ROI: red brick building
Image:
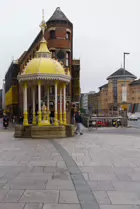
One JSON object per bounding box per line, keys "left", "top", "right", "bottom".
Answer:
{"left": 5, "top": 7, "right": 80, "bottom": 123}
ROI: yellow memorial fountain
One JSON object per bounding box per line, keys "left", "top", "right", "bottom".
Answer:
{"left": 14, "top": 11, "right": 74, "bottom": 139}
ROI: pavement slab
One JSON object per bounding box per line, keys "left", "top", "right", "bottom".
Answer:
{"left": 1, "top": 189, "right": 24, "bottom": 202}
{"left": 24, "top": 203, "right": 44, "bottom": 209}
{"left": 20, "top": 190, "right": 59, "bottom": 203}
{"left": 43, "top": 204, "right": 81, "bottom": 209}
{"left": 1, "top": 128, "right": 140, "bottom": 208}
{"left": 59, "top": 190, "right": 79, "bottom": 203}
{"left": 0, "top": 203, "right": 25, "bottom": 209}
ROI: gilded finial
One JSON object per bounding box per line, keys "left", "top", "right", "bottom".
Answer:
{"left": 40, "top": 9, "right": 46, "bottom": 36}
{"left": 42, "top": 9, "right": 44, "bottom": 21}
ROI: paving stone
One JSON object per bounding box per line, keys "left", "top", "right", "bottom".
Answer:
{"left": 59, "top": 190, "right": 79, "bottom": 203}
{"left": 2, "top": 170, "right": 20, "bottom": 181}
{"left": 100, "top": 205, "right": 139, "bottom": 209}
{"left": 130, "top": 173, "right": 140, "bottom": 181}
{"left": 6, "top": 178, "right": 47, "bottom": 189}
{"left": 0, "top": 189, "right": 8, "bottom": 200}
{"left": 57, "top": 161, "right": 67, "bottom": 169}
{"left": 17, "top": 173, "right": 53, "bottom": 180}
{"left": 71, "top": 174, "right": 85, "bottom": 181}
{"left": 98, "top": 181, "right": 115, "bottom": 191}
{"left": 51, "top": 140, "right": 100, "bottom": 209}
{"left": 77, "top": 191, "right": 95, "bottom": 202}
{"left": 82, "top": 172, "right": 89, "bottom": 180}
{"left": 29, "top": 161, "right": 57, "bottom": 167}
{"left": 87, "top": 180, "right": 115, "bottom": 191}
{"left": 107, "top": 191, "right": 140, "bottom": 204}
{"left": 0, "top": 172, "right": 7, "bottom": 178}
{"left": 24, "top": 203, "right": 44, "bottom": 209}
{"left": 46, "top": 180, "right": 74, "bottom": 190}
{"left": 53, "top": 172, "right": 70, "bottom": 180}
{"left": 93, "top": 191, "right": 111, "bottom": 204}
{"left": 44, "top": 167, "right": 58, "bottom": 173}
{"left": 20, "top": 190, "right": 59, "bottom": 203}
{"left": 89, "top": 173, "right": 118, "bottom": 181}
{"left": 80, "top": 200, "right": 100, "bottom": 209}
{"left": 43, "top": 204, "right": 81, "bottom": 209}
{"left": 75, "top": 184, "right": 91, "bottom": 193}
{"left": 0, "top": 203, "right": 25, "bottom": 209}
{"left": 87, "top": 181, "right": 99, "bottom": 190}
{"left": 113, "top": 181, "right": 140, "bottom": 191}
{"left": 2, "top": 190, "right": 24, "bottom": 202}
{"left": 115, "top": 173, "right": 132, "bottom": 181}
{"left": 67, "top": 166, "right": 81, "bottom": 174}
{"left": 32, "top": 167, "right": 44, "bottom": 172}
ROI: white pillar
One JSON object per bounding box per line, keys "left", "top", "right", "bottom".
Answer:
{"left": 32, "top": 87, "right": 36, "bottom": 125}
{"left": 24, "top": 85, "right": 27, "bottom": 112}
{"left": 63, "top": 83, "right": 67, "bottom": 125}
{"left": 59, "top": 86, "right": 63, "bottom": 124}
{"left": 47, "top": 87, "right": 50, "bottom": 110}
{"left": 47, "top": 87, "right": 50, "bottom": 124}
{"left": 54, "top": 81, "right": 58, "bottom": 125}
{"left": 38, "top": 81, "right": 42, "bottom": 125}
{"left": 23, "top": 82, "right": 28, "bottom": 126}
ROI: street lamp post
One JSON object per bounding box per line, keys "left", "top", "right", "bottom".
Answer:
{"left": 122, "top": 52, "right": 130, "bottom": 127}
{"left": 122, "top": 52, "right": 130, "bottom": 102}
{"left": 123, "top": 52, "right": 130, "bottom": 85}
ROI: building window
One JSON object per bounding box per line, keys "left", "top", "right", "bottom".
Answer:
{"left": 50, "top": 30, "right": 55, "bottom": 39}
{"left": 51, "top": 50, "right": 55, "bottom": 58}
{"left": 66, "top": 32, "right": 70, "bottom": 40}
{"left": 66, "top": 52, "right": 70, "bottom": 67}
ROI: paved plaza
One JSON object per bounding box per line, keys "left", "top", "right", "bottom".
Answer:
{"left": 0, "top": 128, "right": 140, "bottom": 208}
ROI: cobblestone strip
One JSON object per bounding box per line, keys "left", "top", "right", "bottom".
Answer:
{"left": 51, "top": 140, "right": 100, "bottom": 209}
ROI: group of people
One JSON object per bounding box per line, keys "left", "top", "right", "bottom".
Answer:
{"left": 2, "top": 111, "right": 84, "bottom": 134}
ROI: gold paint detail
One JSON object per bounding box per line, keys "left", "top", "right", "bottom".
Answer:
{"left": 38, "top": 111, "right": 42, "bottom": 126}
{"left": 54, "top": 112, "right": 59, "bottom": 126}
{"left": 5, "top": 86, "right": 18, "bottom": 106}
{"left": 59, "top": 113, "right": 63, "bottom": 125}
{"left": 63, "top": 112, "right": 67, "bottom": 125}
{"left": 23, "top": 111, "right": 29, "bottom": 126}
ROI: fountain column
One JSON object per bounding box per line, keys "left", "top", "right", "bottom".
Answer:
{"left": 54, "top": 81, "right": 58, "bottom": 126}
{"left": 32, "top": 86, "right": 36, "bottom": 125}
{"left": 23, "top": 82, "right": 28, "bottom": 126}
{"left": 38, "top": 81, "right": 42, "bottom": 125}
{"left": 63, "top": 83, "right": 67, "bottom": 125}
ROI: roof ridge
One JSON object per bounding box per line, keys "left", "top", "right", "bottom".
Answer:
{"left": 107, "top": 68, "right": 136, "bottom": 80}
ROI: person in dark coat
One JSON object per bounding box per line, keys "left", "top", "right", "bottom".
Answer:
{"left": 75, "top": 111, "right": 83, "bottom": 135}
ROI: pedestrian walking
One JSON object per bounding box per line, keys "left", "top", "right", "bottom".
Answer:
{"left": 75, "top": 111, "right": 83, "bottom": 135}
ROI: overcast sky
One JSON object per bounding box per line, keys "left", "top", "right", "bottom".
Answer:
{"left": 0, "top": 0, "right": 140, "bottom": 92}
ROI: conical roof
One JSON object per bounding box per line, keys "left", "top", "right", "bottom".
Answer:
{"left": 47, "top": 7, "right": 72, "bottom": 24}
{"left": 107, "top": 68, "right": 137, "bottom": 80}
{"left": 36, "top": 37, "right": 51, "bottom": 58}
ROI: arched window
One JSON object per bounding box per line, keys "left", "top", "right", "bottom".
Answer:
{"left": 66, "top": 32, "right": 70, "bottom": 40}
{"left": 66, "top": 52, "right": 70, "bottom": 67}
{"left": 50, "top": 30, "right": 55, "bottom": 39}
